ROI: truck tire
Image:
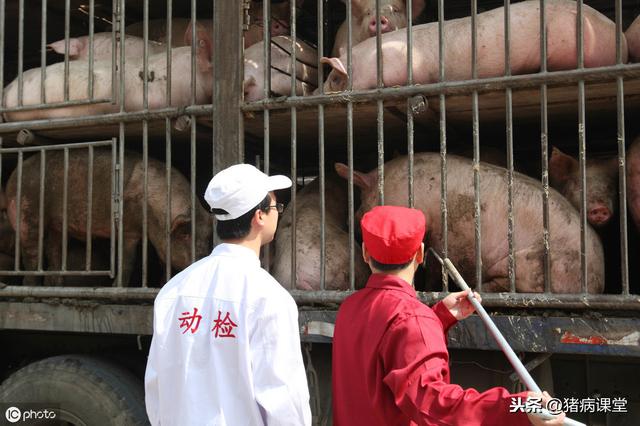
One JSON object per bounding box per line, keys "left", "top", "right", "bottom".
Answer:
{"left": 0, "top": 355, "right": 149, "bottom": 426}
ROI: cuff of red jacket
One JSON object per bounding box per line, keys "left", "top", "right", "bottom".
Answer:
{"left": 432, "top": 301, "right": 457, "bottom": 333}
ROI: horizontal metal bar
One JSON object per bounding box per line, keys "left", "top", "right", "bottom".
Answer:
{"left": 0, "top": 271, "right": 113, "bottom": 276}
{"left": 0, "top": 269, "right": 111, "bottom": 277}
{"left": 0, "top": 286, "right": 157, "bottom": 300}
{"left": 0, "top": 98, "right": 112, "bottom": 114}
{"left": 0, "top": 286, "right": 638, "bottom": 310}
{"left": 290, "top": 291, "right": 640, "bottom": 310}
{"left": 0, "top": 139, "right": 113, "bottom": 153}
{"left": 0, "top": 106, "right": 212, "bottom": 134}
{"left": 243, "top": 64, "right": 640, "bottom": 111}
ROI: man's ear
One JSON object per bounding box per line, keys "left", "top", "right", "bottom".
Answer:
{"left": 253, "top": 208, "right": 266, "bottom": 228}
{"left": 415, "top": 243, "right": 425, "bottom": 266}
{"left": 362, "top": 242, "right": 370, "bottom": 263}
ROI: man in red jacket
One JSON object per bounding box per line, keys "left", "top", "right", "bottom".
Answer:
{"left": 332, "top": 205, "right": 565, "bottom": 426}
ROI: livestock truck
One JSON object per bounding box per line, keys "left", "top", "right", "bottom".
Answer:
{"left": 0, "top": 0, "right": 639, "bottom": 425}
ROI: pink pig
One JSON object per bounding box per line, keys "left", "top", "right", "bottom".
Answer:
{"left": 323, "top": 0, "right": 626, "bottom": 92}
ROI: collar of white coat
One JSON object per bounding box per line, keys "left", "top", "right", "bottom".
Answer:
{"left": 212, "top": 243, "right": 261, "bottom": 267}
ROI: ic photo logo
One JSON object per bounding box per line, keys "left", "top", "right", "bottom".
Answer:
{"left": 4, "top": 407, "right": 20, "bottom": 423}
{"left": 4, "top": 405, "right": 57, "bottom": 424}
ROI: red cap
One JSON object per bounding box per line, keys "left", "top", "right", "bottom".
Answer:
{"left": 361, "top": 205, "right": 426, "bottom": 264}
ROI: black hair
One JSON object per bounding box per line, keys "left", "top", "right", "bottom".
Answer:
{"left": 370, "top": 257, "right": 413, "bottom": 272}
{"left": 213, "top": 194, "right": 272, "bottom": 240}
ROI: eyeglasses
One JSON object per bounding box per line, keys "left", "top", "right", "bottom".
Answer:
{"left": 267, "top": 203, "right": 284, "bottom": 214}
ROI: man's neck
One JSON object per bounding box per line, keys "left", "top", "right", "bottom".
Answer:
{"left": 373, "top": 268, "right": 416, "bottom": 288}
{"left": 222, "top": 237, "right": 262, "bottom": 258}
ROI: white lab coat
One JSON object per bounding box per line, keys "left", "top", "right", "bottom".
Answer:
{"left": 145, "top": 243, "right": 312, "bottom": 426}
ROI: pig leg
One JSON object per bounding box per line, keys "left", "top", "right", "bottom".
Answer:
{"left": 119, "top": 237, "right": 140, "bottom": 286}
{"left": 43, "top": 230, "right": 65, "bottom": 287}
{"left": 8, "top": 198, "right": 42, "bottom": 286}
{"left": 483, "top": 247, "right": 545, "bottom": 293}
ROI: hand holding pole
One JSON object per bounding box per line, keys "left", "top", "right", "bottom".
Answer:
{"left": 429, "top": 248, "right": 585, "bottom": 426}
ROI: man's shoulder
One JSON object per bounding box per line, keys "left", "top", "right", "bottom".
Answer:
{"left": 252, "top": 268, "right": 296, "bottom": 303}
{"left": 338, "top": 287, "right": 437, "bottom": 323}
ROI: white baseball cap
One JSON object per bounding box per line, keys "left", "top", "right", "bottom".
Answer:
{"left": 204, "top": 164, "right": 292, "bottom": 221}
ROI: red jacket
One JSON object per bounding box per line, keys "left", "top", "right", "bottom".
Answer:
{"left": 332, "top": 273, "right": 530, "bottom": 426}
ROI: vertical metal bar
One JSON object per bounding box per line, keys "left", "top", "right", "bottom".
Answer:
{"left": 63, "top": 0, "right": 70, "bottom": 101}
{"left": 17, "top": 0, "right": 24, "bottom": 105}
{"left": 88, "top": 0, "right": 95, "bottom": 98}
{"left": 317, "top": 0, "right": 326, "bottom": 290}
{"left": 190, "top": 0, "right": 196, "bottom": 106}
{"left": 377, "top": 116, "right": 384, "bottom": 204}
{"left": 141, "top": 0, "right": 150, "bottom": 287}
{"left": 346, "top": 0, "right": 352, "bottom": 89}
{"left": 213, "top": 0, "right": 243, "bottom": 170}
{"left": 165, "top": 119, "right": 172, "bottom": 282}
{"left": 263, "top": 0, "right": 272, "bottom": 99}
{"left": 0, "top": 0, "right": 4, "bottom": 108}
{"left": 576, "top": 0, "right": 587, "bottom": 293}
{"left": 143, "top": 0, "right": 149, "bottom": 109}
{"left": 163, "top": 0, "right": 173, "bottom": 282}
{"left": 86, "top": 146, "right": 94, "bottom": 270}
{"left": 262, "top": 0, "right": 272, "bottom": 271}
{"left": 62, "top": 148, "right": 69, "bottom": 271}
{"left": 540, "top": 0, "right": 551, "bottom": 293}
{"left": 615, "top": 0, "right": 629, "bottom": 294}
{"left": 111, "top": 0, "right": 117, "bottom": 103}
{"left": 116, "top": 0, "right": 126, "bottom": 287}
{"left": 346, "top": 0, "right": 355, "bottom": 289}
{"left": 290, "top": 110, "right": 297, "bottom": 289}
{"left": 40, "top": 0, "right": 47, "bottom": 104}
{"left": 375, "top": 0, "right": 382, "bottom": 88}
{"left": 142, "top": 122, "right": 149, "bottom": 287}
{"left": 504, "top": 0, "right": 516, "bottom": 292}
{"left": 438, "top": 0, "right": 448, "bottom": 292}
{"left": 14, "top": 153, "right": 23, "bottom": 270}
{"left": 471, "top": 0, "right": 482, "bottom": 291}
{"left": 110, "top": 138, "right": 116, "bottom": 279}
{"left": 165, "top": 0, "right": 172, "bottom": 106}
{"left": 290, "top": 0, "right": 298, "bottom": 290}
{"left": 376, "top": 0, "right": 385, "bottom": 205}
{"left": 406, "top": 0, "right": 414, "bottom": 208}
{"left": 37, "top": 151, "right": 46, "bottom": 271}
{"left": 348, "top": 102, "right": 355, "bottom": 291}
{"left": 190, "top": 115, "right": 197, "bottom": 263}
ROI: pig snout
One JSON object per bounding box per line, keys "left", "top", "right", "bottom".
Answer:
{"left": 588, "top": 204, "right": 612, "bottom": 227}
{"left": 368, "top": 15, "right": 391, "bottom": 36}
{"left": 271, "top": 17, "right": 289, "bottom": 36}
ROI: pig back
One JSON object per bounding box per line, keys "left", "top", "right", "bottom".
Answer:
{"left": 373, "top": 153, "right": 604, "bottom": 293}
{"left": 5, "top": 149, "right": 133, "bottom": 241}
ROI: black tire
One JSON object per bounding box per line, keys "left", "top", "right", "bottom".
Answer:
{"left": 0, "top": 355, "right": 149, "bottom": 426}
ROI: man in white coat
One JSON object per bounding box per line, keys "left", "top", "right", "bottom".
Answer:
{"left": 145, "top": 164, "right": 312, "bottom": 426}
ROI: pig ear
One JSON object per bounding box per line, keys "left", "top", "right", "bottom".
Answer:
{"left": 334, "top": 163, "right": 375, "bottom": 191}
{"left": 549, "top": 146, "right": 577, "bottom": 184}
{"left": 339, "top": 0, "right": 363, "bottom": 13}
{"left": 186, "top": 21, "right": 214, "bottom": 71}
{"left": 170, "top": 214, "right": 192, "bottom": 236}
{"left": 338, "top": 47, "right": 346, "bottom": 59}
{"left": 48, "top": 38, "right": 84, "bottom": 58}
{"left": 320, "top": 57, "right": 347, "bottom": 77}
{"left": 411, "top": 0, "right": 427, "bottom": 20}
